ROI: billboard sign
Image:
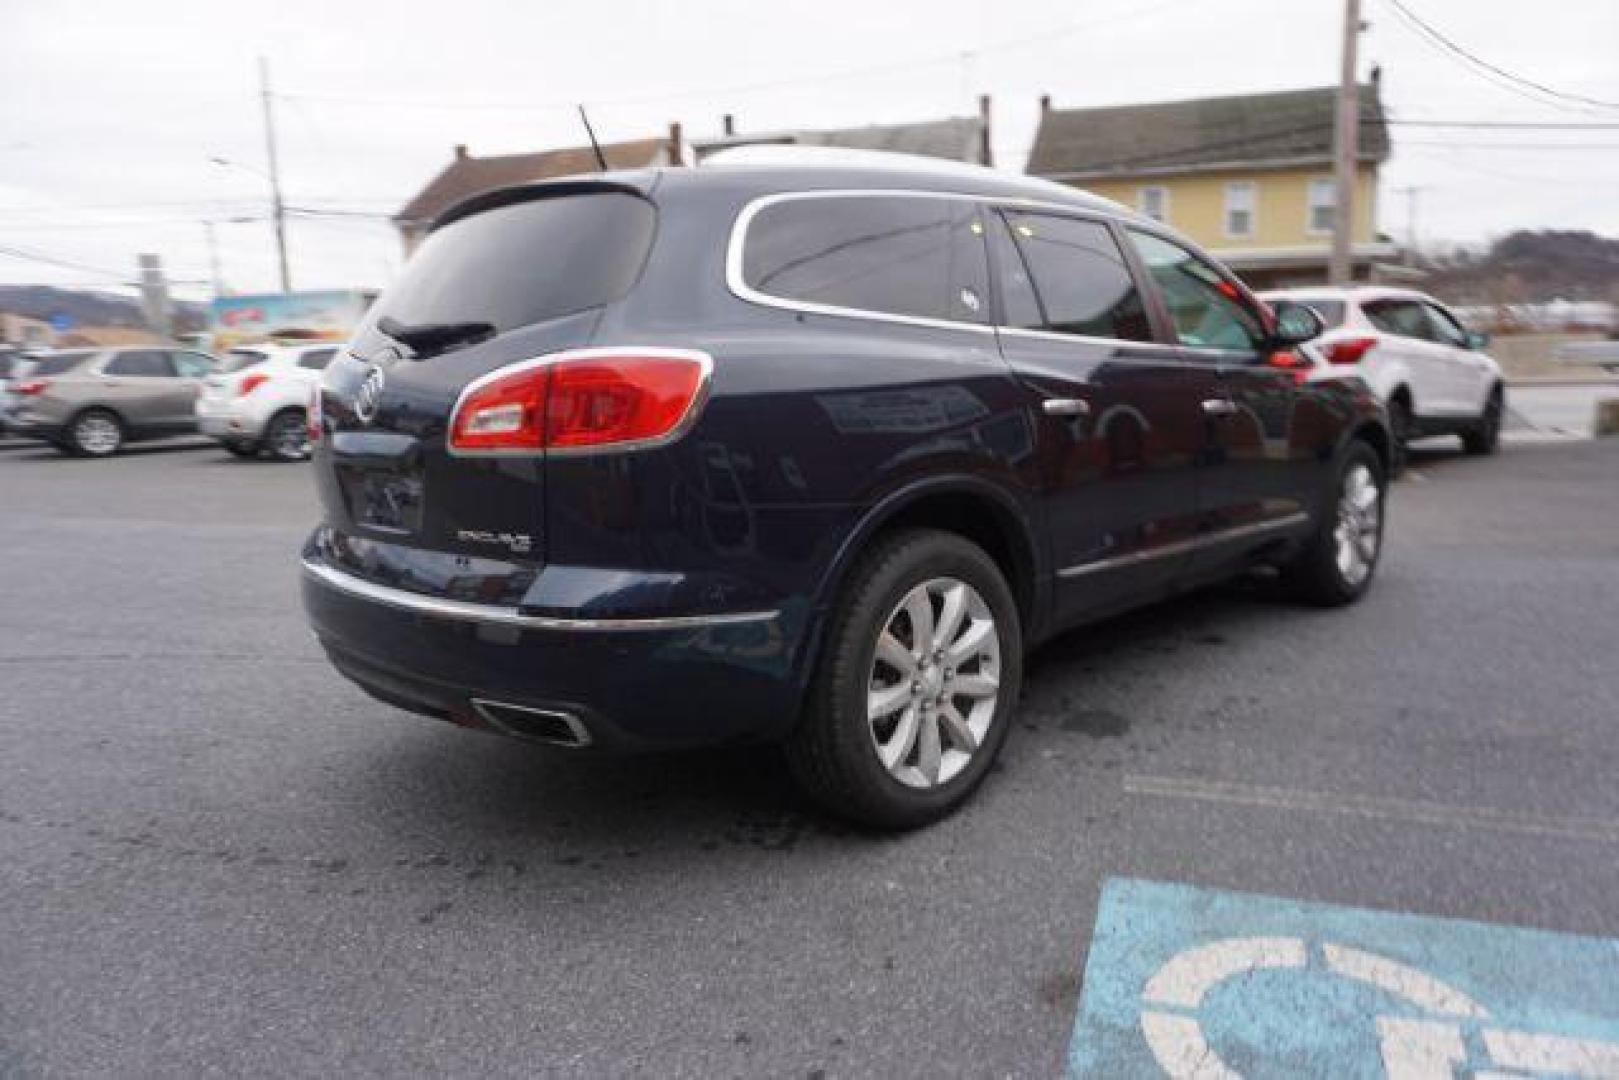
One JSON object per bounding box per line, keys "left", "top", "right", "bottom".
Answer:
{"left": 209, "top": 290, "right": 376, "bottom": 349}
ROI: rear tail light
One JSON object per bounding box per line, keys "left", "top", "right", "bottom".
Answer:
{"left": 238, "top": 372, "right": 270, "bottom": 396}
{"left": 448, "top": 348, "right": 712, "bottom": 456}
{"left": 12, "top": 379, "right": 49, "bottom": 395}
{"left": 1323, "top": 337, "right": 1378, "bottom": 365}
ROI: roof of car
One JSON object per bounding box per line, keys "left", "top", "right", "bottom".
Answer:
{"left": 433, "top": 157, "right": 1138, "bottom": 233}
{"left": 1261, "top": 285, "right": 1436, "bottom": 305}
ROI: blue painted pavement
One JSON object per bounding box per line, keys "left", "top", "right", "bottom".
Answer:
{"left": 1068, "top": 878, "right": 1619, "bottom": 1078}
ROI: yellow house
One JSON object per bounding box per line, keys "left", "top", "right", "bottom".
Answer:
{"left": 1027, "top": 83, "right": 1398, "bottom": 290}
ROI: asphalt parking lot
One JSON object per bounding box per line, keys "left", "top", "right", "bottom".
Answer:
{"left": 2, "top": 434, "right": 1617, "bottom": 1076}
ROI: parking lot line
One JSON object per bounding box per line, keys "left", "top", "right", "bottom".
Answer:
{"left": 1123, "top": 774, "right": 1619, "bottom": 844}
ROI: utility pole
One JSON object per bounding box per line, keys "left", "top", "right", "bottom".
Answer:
{"left": 137, "top": 254, "right": 172, "bottom": 338}
{"left": 1393, "top": 185, "right": 1425, "bottom": 262}
{"left": 203, "top": 221, "right": 225, "bottom": 297}
{"left": 1329, "top": 0, "right": 1363, "bottom": 285}
{"left": 259, "top": 55, "right": 291, "bottom": 292}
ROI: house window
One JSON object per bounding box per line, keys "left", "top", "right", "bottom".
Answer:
{"left": 1308, "top": 178, "right": 1337, "bottom": 234}
{"left": 1137, "top": 186, "right": 1168, "bottom": 222}
{"left": 1224, "top": 182, "right": 1255, "bottom": 237}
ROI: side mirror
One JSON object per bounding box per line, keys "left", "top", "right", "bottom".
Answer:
{"left": 1465, "top": 330, "right": 1491, "bottom": 350}
{"left": 1269, "top": 300, "right": 1325, "bottom": 347}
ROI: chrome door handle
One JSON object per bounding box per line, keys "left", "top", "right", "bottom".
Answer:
{"left": 1202, "top": 398, "right": 1239, "bottom": 416}
{"left": 1042, "top": 398, "right": 1091, "bottom": 417}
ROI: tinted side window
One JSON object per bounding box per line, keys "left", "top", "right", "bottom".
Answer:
{"left": 986, "top": 214, "right": 1044, "bottom": 330}
{"left": 1127, "top": 231, "right": 1264, "bottom": 352}
{"left": 998, "top": 211, "right": 1150, "bottom": 341}
{"left": 1363, "top": 300, "right": 1434, "bottom": 342}
{"left": 105, "top": 350, "right": 176, "bottom": 377}
{"left": 28, "top": 351, "right": 97, "bottom": 376}
{"left": 742, "top": 195, "right": 989, "bottom": 325}
{"left": 297, "top": 347, "right": 338, "bottom": 370}
{"left": 170, "top": 351, "right": 214, "bottom": 377}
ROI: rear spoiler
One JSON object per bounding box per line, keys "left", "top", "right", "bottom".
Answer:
{"left": 433, "top": 173, "right": 661, "bottom": 234}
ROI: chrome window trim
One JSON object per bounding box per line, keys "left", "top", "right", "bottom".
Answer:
{"left": 1058, "top": 512, "right": 1310, "bottom": 580}
{"left": 302, "top": 558, "right": 779, "bottom": 631}
{"left": 995, "top": 325, "right": 1185, "bottom": 356}
{"left": 445, "top": 346, "right": 714, "bottom": 459}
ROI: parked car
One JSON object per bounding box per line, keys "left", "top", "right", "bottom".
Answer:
{"left": 301, "top": 156, "right": 1390, "bottom": 829}
{"left": 0, "top": 346, "right": 218, "bottom": 456}
{"left": 196, "top": 343, "right": 339, "bottom": 461}
{"left": 0, "top": 348, "right": 34, "bottom": 425}
{"left": 1259, "top": 286, "right": 1504, "bottom": 469}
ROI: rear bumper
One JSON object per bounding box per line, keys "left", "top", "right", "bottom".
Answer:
{"left": 196, "top": 402, "right": 262, "bottom": 442}
{"left": 0, "top": 409, "right": 63, "bottom": 441}
{"left": 301, "top": 550, "right": 811, "bottom": 751}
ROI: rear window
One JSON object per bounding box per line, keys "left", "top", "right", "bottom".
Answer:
{"left": 221, "top": 350, "right": 269, "bottom": 373}
{"left": 740, "top": 195, "right": 990, "bottom": 325}
{"left": 1297, "top": 299, "right": 1346, "bottom": 328}
{"left": 297, "top": 347, "right": 338, "bottom": 371}
{"left": 28, "top": 351, "right": 97, "bottom": 376}
{"left": 358, "top": 191, "right": 655, "bottom": 349}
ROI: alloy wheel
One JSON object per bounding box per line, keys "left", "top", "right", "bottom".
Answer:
{"left": 74, "top": 412, "right": 121, "bottom": 456}
{"left": 268, "top": 411, "right": 310, "bottom": 460}
{"left": 1333, "top": 463, "right": 1382, "bottom": 587}
{"left": 866, "top": 576, "right": 1002, "bottom": 789}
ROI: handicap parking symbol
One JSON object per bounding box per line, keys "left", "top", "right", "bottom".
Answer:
{"left": 1068, "top": 879, "right": 1619, "bottom": 1078}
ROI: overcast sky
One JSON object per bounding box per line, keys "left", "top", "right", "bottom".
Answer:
{"left": 2, "top": 0, "right": 1616, "bottom": 300}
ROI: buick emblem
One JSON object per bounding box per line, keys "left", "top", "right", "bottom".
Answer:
{"left": 354, "top": 366, "right": 385, "bottom": 425}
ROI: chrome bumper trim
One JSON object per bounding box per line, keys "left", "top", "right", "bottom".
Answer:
{"left": 301, "top": 558, "right": 779, "bottom": 631}
{"left": 1059, "top": 512, "right": 1311, "bottom": 579}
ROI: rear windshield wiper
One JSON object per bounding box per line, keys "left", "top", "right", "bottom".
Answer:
{"left": 375, "top": 315, "right": 495, "bottom": 356}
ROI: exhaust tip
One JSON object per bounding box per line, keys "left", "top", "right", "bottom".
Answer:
{"left": 470, "top": 699, "right": 593, "bottom": 748}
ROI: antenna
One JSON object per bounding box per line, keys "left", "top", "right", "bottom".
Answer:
{"left": 577, "top": 105, "right": 608, "bottom": 171}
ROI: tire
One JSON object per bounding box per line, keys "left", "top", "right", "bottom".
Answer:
{"left": 786, "top": 529, "right": 1023, "bottom": 830}
{"left": 263, "top": 408, "right": 310, "bottom": 462}
{"left": 1386, "top": 393, "right": 1412, "bottom": 478}
{"left": 1281, "top": 441, "right": 1386, "bottom": 607}
{"left": 1461, "top": 384, "right": 1503, "bottom": 456}
{"left": 224, "top": 442, "right": 259, "bottom": 459}
{"left": 66, "top": 408, "right": 123, "bottom": 457}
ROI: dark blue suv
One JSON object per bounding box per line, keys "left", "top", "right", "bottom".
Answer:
{"left": 301, "top": 159, "right": 1389, "bottom": 828}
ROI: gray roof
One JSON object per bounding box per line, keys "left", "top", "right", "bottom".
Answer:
{"left": 696, "top": 116, "right": 987, "bottom": 165}
{"left": 1027, "top": 85, "right": 1389, "bottom": 180}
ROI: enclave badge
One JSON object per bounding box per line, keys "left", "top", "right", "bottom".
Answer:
{"left": 354, "top": 366, "right": 385, "bottom": 425}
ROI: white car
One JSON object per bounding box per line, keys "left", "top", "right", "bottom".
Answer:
{"left": 1260, "top": 287, "right": 1505, "bottom": 468}
{"left": 195, "top": 343, "right": 339, "bottom": 461}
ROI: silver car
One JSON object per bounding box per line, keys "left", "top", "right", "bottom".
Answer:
{"left": 0, "top": 346, "right": 218, "bottom": 456}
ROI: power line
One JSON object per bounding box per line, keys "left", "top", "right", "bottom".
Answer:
{"left": 0, "top": 243, "right": 129, "bottom": 279}
{"left": 1395, "top": 140, "right": 1619, "bottom": 150}
{"left": 276, "top": 0, "right": 1192, "bottom": 114}
{"left": 1379, "top": 0, "right": 1619, "bottom": 113}
{"left": 1382, "top": 119, "right": 1619, "bottom": 129}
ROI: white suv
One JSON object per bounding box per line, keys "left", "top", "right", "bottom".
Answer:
{"left": 1260, "top": 287, "right": 1504, "bottom": 469}
{"left": 195, "top": 343, "right": 339, "bottom": 461}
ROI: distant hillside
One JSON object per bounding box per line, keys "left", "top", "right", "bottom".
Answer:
{"left": 1426, "top": 231, "right": 1619, "bottom": 306}
{"left": 0, "top": 285, "right": 207, "bottom": 334}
